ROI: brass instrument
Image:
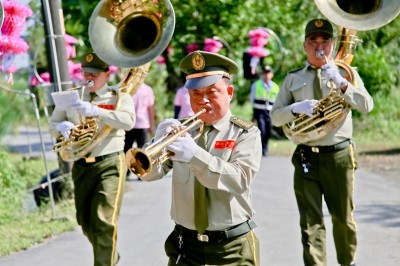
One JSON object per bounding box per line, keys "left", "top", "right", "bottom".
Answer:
{"left": 283, "top": 0, "right": 400, "bottom": 144}
{"left": 126, "top": 109, "right": 207, "bottom": 177}
{"left": 54, "top": 0, "right": 175, "bottom": 161}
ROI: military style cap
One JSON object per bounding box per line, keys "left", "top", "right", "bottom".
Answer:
{"left": 305, "top": 19, "right": 333, "bottom": 38}
{"left": 80, "top": 52, "right": 109, "bottom": 73}
{"left": 262, "top": 65, "right": 273, "bottom": 74}
{"left": 179, "top": 50, "right": 238, "bottom": 90}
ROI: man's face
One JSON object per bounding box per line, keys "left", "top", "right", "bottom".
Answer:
{"left": 83, "top": 71, "right": 109, "bottom": 91}
{"left": 303, "top": 33, "right": 334, "bottom": 67}
{"left": 188, "top": 78, "right": 234, "bottom": 124}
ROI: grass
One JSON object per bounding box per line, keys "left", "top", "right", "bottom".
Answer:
{"left": 0, "top": 200, "right": 77, "bottom": 257}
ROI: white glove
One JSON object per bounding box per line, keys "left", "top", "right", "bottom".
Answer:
{"left": 71, "top": 100, "right": 100, "bottom": 117}
{"left": 292, "top": 99, "right": 319, "bottom": 117}
{"left": 56, "top": 121, "right": 76, "bottom": 139}
{"left": 154, "top": 118, "right": 181, "bottom": 141}
{"left": 321, "top": 64, "right": 348, "bottom": 89}
{"left": 167, "top": 134, "right": 198, "bottom": 162}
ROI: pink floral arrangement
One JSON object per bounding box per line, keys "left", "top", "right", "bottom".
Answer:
{"left": 0, "top": 0, "right": 33, "bottom": 83}
{"left": 246, "top": 28, "right": 270, "bottom": 75}
{"left": 186, "top": 43, "right": 199, "bottom": 54}
{"left": 204, "top": 38, "right": 223, "bottom": 53}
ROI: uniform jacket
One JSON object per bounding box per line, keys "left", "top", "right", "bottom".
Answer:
{"left": 140, "top": 110, "right": 262, "bottom": 231}
{"left": 270, "top": 62, "right": 374, "bottom": 146}
{"left": 49, "top": 84, "right": 136, "bottom": 157}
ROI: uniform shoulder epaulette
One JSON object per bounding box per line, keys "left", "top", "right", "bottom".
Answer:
{"left": 230, "top": 116, "right": 255, "bottom": 131}
{"left": 288, "top": 67, "right": 303, "bottom": 74}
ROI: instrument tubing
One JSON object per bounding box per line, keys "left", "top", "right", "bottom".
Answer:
{"left": 298, "top": 139, "right": 353, "bottom": 153}
{"left": 174, "top": 220, "right": 257, "bottom": 243}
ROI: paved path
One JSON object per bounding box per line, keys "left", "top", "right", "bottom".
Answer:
{"left": 1, "top": 130, "right": 399, "bottom": 265}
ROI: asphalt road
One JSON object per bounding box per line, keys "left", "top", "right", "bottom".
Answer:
{"left": 1, "top": 128, "right": 399, "bottom": 265}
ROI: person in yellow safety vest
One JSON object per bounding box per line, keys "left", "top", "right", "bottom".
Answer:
{"left": 250, "top": 65, "right": 280, "bottom": 156}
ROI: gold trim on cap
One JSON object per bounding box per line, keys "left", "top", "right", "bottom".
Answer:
{"left": 186, "top": 71, "right": 230, "bottom": 80}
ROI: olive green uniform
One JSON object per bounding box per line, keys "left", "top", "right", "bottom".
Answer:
{"left": 50, "top": 85, "right": 135, "bottom": 266}
{"left": 141, "top": 110, "right": 262, "bottom": 265}
{"left": 271, "top": 62, "right": 373, "bottom": 266}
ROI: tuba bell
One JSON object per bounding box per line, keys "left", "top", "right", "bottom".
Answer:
{"left": 53, "top": 0, "right": 175, "bottom": 162}
{"left": 282, "top": 0, "right": 400, "bottom": 144}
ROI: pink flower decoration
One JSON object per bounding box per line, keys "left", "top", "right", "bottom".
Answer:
{"left": 30, "top": 72, "right": 51, "bottom": 86}
{"left": 186, "top": 43, "right": 199, "bottom": 54}
{"left": 108, "top": 65, "right": 118, "bottom": 74}
{"left": 1, "top": 0, "right": 33, "bottom": 36}
{"left": 64, "top": 34, "right": 78, "bottom": 59}
{"left": 248, "top": 28, "right": 270, "bottom": 47}
{"left": 0, "top": 36, "right": 29, "bottom": 54}
{"left": 247, "top": 46, "right": 270, "bottom": 57}
{"left": 157, "top": 55, "right": 166, "bottom": 64}
{"left": 204, "top": 38, "right": 223, "bottom": 53}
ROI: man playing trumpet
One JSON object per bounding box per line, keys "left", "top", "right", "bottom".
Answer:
{"left": 137, "top": 51, "right": 262, "bottom": 265}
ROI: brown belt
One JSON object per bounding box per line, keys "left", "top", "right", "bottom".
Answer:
{"left": 298, "top": 139, "right": 353, "bottom": 153}
{"left": 77, "top": 151, "right": 122, "bottom": 164}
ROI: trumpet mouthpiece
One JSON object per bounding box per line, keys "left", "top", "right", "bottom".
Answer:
{"left": 316, "top": 50, "right": 324, "bottom": 58}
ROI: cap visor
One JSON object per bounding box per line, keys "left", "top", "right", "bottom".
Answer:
{"left": 82, "top": 67, "right": 103, "bottom": 74}
{"left": 185, "top": 75, "right": 223, "bottom": 90}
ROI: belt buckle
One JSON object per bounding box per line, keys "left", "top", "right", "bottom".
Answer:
{"left": 311, "top": 147, "right": 319, "bottom": 153}
{"left": 85, "top": 157, "right": 96, "bottom": 163}
{"left": 197, "top": 234, "right": 209, "bottom": 242}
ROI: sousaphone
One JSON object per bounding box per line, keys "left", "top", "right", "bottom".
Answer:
{"left": 54, "top": 0, "right": 175, "bottom": 161}
{"left": 283, "top": 0, "right": 400, "bottom": 144}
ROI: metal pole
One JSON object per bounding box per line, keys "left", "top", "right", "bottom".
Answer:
{"left": 40, "top": 0, "right": 72, "bottom": 176}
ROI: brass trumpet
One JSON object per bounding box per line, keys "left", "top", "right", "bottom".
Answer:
{"left": 126, "top": 108, "right": 207, "bottom": 177}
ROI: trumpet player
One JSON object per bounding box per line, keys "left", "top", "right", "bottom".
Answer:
{"left": 49, "top": 52, "right": 135, "bottom": 266}
{"left": 138, "top": 51, "right": 262, "bottom": 265}
{"left": 271, "top": 19, "right": 373, "bottom": 266}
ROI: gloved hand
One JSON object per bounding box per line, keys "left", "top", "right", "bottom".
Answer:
{"left": 321, "top": 64, "right": 348, "bottom": 89}
{"left": 154, "top": 118, "right": 181, "bottom": 142}
{"left": 291, "top": 99, "right": 319, "bottom": 117}
{"left": 71, "top": 100, "right": 100, "bottom": 117}
{"left": 167, "top": 134, "right": 198, "bottom": 162}
{"left": 56, "top": 121, "right": 76, "bottom": 139}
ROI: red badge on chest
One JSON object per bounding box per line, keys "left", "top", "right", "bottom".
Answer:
{"left": 214, "top": 140, "right": 235, "bottom": 150}
{"left": 98, "top": 104, "right": 115, "bottom": 110}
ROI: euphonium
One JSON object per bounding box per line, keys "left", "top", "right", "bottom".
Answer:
{"left": 53, "top": 0, "right": 175, "bottom": 161}
{"left": 126, "top": 109, "right": 207, "bottom": 177}
{"left": 283, "top": 0, "right": 400, "bottom": 144}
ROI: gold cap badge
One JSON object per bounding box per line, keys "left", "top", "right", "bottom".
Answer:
{"left": 192, "top": 52, "right": 205, "bottom": 70}
{"left": 86, "top": 54, "right": 93, "bottom": 63}
{"left": 315, "top": 19, "right": 323, "bottom": 28}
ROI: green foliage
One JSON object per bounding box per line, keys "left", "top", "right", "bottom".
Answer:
{"left": 354, "top": 89, "right": 400, "bottom": 144}
{"left": 0, "top": 152, "right": 26, "bottom": 221}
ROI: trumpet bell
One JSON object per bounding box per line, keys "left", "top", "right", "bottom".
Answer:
{"left": 126, "top": 148, "right": 153, "bottom": 177}
{"left": 89, "top": 0, "right": 175, "bottom": 68}
{"left": 314, "top": 0, "right": 400, "bottom": 31}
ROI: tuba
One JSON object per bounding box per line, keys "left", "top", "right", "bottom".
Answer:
{"left": 283, "top": 0, "right": 400, "bottom": 144}
{"left": 53, "top": 0, "right": 175, "bottom": 162}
